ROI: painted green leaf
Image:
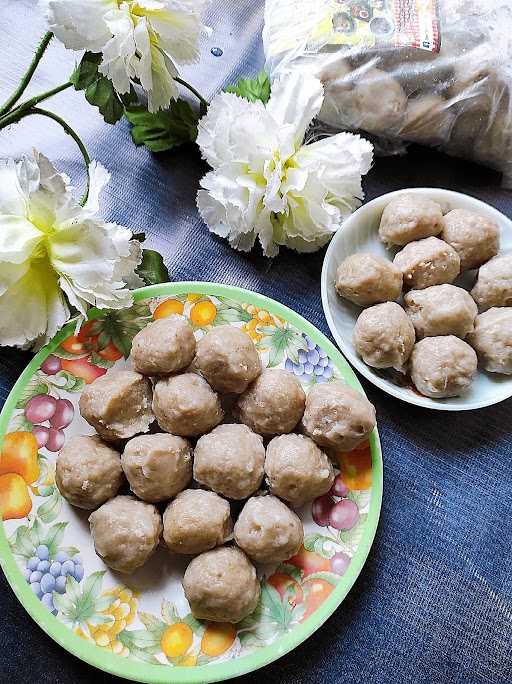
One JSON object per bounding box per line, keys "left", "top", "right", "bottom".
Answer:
{"left": 9, "top": 525, "right": 35, "bottom": 559}
{"left": 303, "top": 571, "right": 340, "bottom": 586}
{"left": 41, "top": 522, "right": 67, "bottom": 557}
{"left": 29, "top": 518, "right": 45, "bottom": 547}
{"left": 225, "top": 71, "right": 271, "bottom": 104}
{"left": 9, "top": 413, "right": 34, "bottom": 433}
{"left": 303, "top": 533, "right": 334, "bottom": 559}
{"left": 88, "top": 303, "right": 152, "bottom": 360}
{"left": 53, "top": 370, "right": 85, "bottom": 393}
{"left": 37, "top": 490, "right": 62, "bottom": 524}
{"left": 118, "top": 628, "right": 162, "bottom": 654}
{"left": 276, "top": 563, "right": 303, "bottom": 582}
{"left": 161, "top": 599, "right": 180, "bottom": 625}
{"left": 182, "top": 612, "right": 205, "bottom": 636}
{"left": 213, "top": 307, "right": 251, "bottom": 325}
{"left": 56, "top": 572, "right": 107, "bottom": 627}
{"left": 338, "top": 513, "right": 368, "bottom": 553}
{"left": 139, "top": 612, "right": 166, "bottom": 636}
{"left": 89, "top": 352, "right": 115, "bottom": 369}
{"left": 15, "top": 375, "right": 49, "bottom": 409}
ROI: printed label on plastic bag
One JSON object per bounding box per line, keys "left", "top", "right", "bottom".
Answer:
{"left": 265, "top": 0, "right": 441, "bottom": 56}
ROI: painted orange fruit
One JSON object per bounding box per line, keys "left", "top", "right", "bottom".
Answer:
{"left": 153, "top": 299, "right": 185, "bottom": 319}
{"left": 61, "top": 357, "right": 107, "bottom": 384}
{"left": 288, "top": 547, "right": 331, "bottom": 578}
{"left": 0, "top": 431, "right": 40, "bottom": 484}
{"left": 160, "top": 623, "right": 193, "bottom": 659}
{"left": 190, "top": 300, "right": 217, "bottom": 327}
{"left": 0, "top": 473, "right": 32, "bottom": 520}
{"left": 337, "top": 441, "right": 372, "bottom": 490}
{"left": 301, "top": 579, "right": 334, "bottom": 621}
{"left": 201, "top": 622, "right": 236, "bottom": 657}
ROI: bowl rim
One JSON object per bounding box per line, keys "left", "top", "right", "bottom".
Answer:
{"left": 321, "top": 187, "right": 512, "bottom": 411}
{"left": 0, "top": 281, "right": 383, "bottom": 683}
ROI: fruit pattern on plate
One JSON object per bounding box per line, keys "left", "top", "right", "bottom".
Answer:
{"left": 1, "top": 294, "right": 375, "bottom": 669}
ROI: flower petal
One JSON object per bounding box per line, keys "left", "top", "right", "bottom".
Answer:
{"left": 0, "top": 159, "right": 28, "bottom": 215}
{"left": 143, "top": 0, "right": 208, "bottom": 65}
{"left": 98, "top": 6, "right": 136, "bottom": 94}
{"left": 0, "top": 216, "right": 43, "bottom": 264}
{"left": 81, "top": 162, "right": 111, "bottom": 219}
{"left": 0, "top": 259, "right": 69, "bottom": 348}
{"left": 46, "top": 0, "right": 115, "bottom": 52}
{"left": 267, "top": 71, "right": 324, "bottom": 145}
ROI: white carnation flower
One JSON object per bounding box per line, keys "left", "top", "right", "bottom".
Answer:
{"left": 196, "top": 71, "right": 373, "bottom": 257}
{"left": 0, "top": 150, "right": 143, "bottom": 348}
{"left": 46, "top": 0, "right": 209, "bottom": 112}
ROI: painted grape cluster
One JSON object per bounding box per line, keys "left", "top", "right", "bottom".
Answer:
{"left": 23, "top": 544, "right": 83, "bottom": 615}
{"left": 285, "top": 334, "right": 334, "bottom": 383}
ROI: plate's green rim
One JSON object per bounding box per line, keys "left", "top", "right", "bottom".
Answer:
{"left": 0, "top": 282, "right": 383, "bottom": 684}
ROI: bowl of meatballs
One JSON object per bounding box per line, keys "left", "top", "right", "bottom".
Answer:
{"left": 0, "top": 283, "right": 382, "bottom": 683}
{"left": 322, "top": 188, "right": 512, "bottom": 410}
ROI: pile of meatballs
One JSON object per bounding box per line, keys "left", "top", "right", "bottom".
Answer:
{"left": 335, "top": 193, "right": 512, "bottom": 399}
{"left": 55, "top": 316, "right": 376, "bottom": 624}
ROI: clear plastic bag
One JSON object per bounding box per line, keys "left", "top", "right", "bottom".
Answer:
{"left": 263, "top": 0, "right": 512, "bottom": 186}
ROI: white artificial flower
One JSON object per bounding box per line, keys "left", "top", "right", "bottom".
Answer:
{"left": 196, "top": 71, "right": 373, "bottom": 257}
{"left": 0, "top": 150, "right": 143, "bottom": 348}
{"left": 46, "top": 0, "right": 209, "bottom": 112}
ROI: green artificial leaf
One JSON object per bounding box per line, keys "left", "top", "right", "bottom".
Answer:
{"left": 37, "top": 490, "right": 62, "bottom": 524}
{"left": 132, "top": 232, "right": 146, "bottom": 243}
{"left": 15, "top": 375, "right": 49, "bottom": 409}
{"left": 71, "top": 52, "right": 102, "bottom": 90}
{"left": 72, "top": 51, "right": 126, "bottom": 124}
{"left": 8, "top": 413, "right": 33, "bottom": 433}
{"left": 136, "top": 249, "right": 170, "bottom": 286}
{"left": 226, "top": 70, "right": 271, "bottom": 103}
{"left": 303, "top": 533, "right": 334, "bottom": 559}
{"left": 85, "top": 76, "right": 124, "bottom": 124}
{"left": 125, "top": 99, "right": 199, "bottom": 152}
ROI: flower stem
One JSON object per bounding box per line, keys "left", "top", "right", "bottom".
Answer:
{"left": 0, "top": 31, "right": 53, "bottom": 117}
{"left": 174, "top": 76, "right": 209, "bottom": 116}
{"left": 13, "top": 106, "right": 91, "bottom": 205}
{"left": 0, "top": 82, "right": 73, "bottom": 128}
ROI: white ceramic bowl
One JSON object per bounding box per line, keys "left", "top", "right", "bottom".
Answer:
{"left": 321, "top": 188, "right": 512, "bottom": 411}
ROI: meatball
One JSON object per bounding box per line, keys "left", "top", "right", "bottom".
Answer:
{"left": 163, "top": 489, "right": 232, "bottom": 555}
{"left": 183, "top": 546, "right": 260, "bottom": 623}
{"left": 302, "top": 381, "right": 376, "bottom": 451}
{"left": 56, "top": 435, "right": 124, "bottom": 510}
{"left": 265, "top": 434, "right": 334, "bottom": 507}
{"left": 350, "top": 68, "right": 407, "bottom": 134}
{"left": 401, "top": 95, "right": 454, "bottom": 145}
{"left": 130, "top": 315, "right": 196, "bottom": 376}
{"left": 471, "top": 255, "right": 512, "bottom": 311}
{"left": 379, "top": 194, "right": 444, "bottom": 247}
{"left": 121, "top": 433, "right": 192, "bottom": 503}
{"left": 335, "top": 253, "right": 402, "bottom": 306}
{"left": 193, "top": 424, "right": 265, "bottom": 499}
{"left": 195, "top": 325, "right": 261, "bottom": 393}
{"left": 410, "top": 336, "right": 478, "bottom": 398}
{"left": 153, "top": 373, "right": 223, "bottom": 437}
{"left": 404, "top": 284, "right": 478, "bottom": 339}
{"left": 89, "top": 495, "right": 162, "bottom": 573}
{"left": 441, "top": 209, "right": 499, "bottom": 271}
{"left": 234, "top": 495, "right": 303, "bottom": 564}
{"left": 353, "top": 302, "right": 415, "bottom": 372}
{"left": 467, "top": 308, "right": 512, "bottom": 374}
{"left": 235, "top": 369, "right": 305, "bottom": 436}
{"left": 79, "top": 370, "right": 153, "bottom": 442}
{"left": 393, "top": 237, "right": 461, "bottom": 290}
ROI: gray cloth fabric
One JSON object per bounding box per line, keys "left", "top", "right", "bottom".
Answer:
{"left": 1, "top": 2, "right": 512, "bottom": 684}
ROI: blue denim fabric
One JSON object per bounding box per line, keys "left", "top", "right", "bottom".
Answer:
{"left": 1, "top": 2, "right": 511, "bottom": 683}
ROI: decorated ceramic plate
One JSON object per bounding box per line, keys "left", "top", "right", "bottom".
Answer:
{"left": 0, "top": 282, "right": 382, "bottom": 683}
